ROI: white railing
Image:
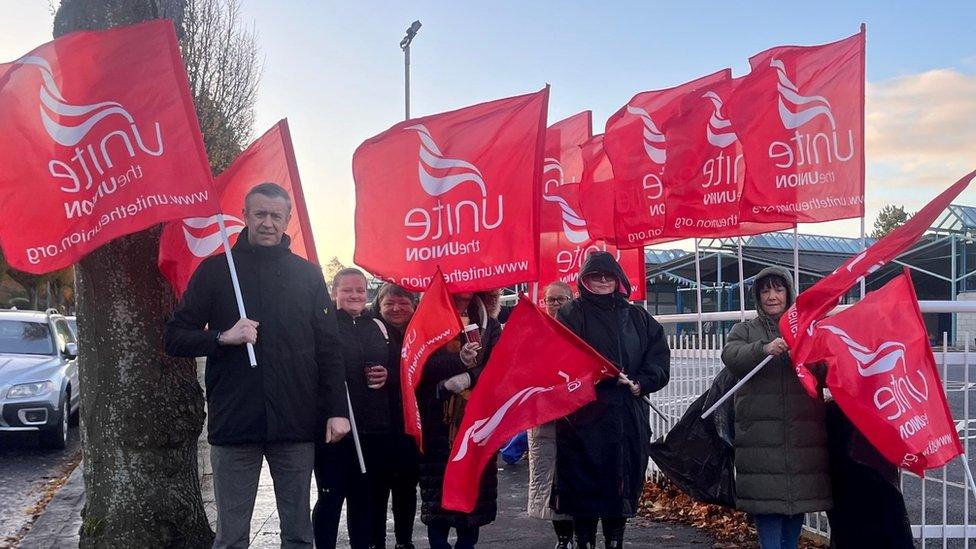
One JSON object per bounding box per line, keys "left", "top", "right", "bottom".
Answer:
{"left": 648, "top": 305, "right": 976, "bottom": 546}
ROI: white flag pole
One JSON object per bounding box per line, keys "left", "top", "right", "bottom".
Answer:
{"left": 960, "top": 454, "right": 976, "bottom": 497}
{"left": 694, "top": 239, "right": 704, "bottom": 342}
{"left": 215, "top": 214, "right": 257, "bottom": 367}
{"left": 701, "top": 355, "right": 774, "bottom": 419}
{"left": 345, "top": 383, "right": 367, "bottom": 474}
{"left": 793, "top": 226, "right": 800, "bottom": 291}
{"left": 738, "top": 238, "right": 747, "bottom": 322}
{"left": 860, "top": 216, "right": 867, "bottom": 299}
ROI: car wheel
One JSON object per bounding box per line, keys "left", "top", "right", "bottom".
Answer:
{"left": 68, "top": 388, "right": 79, "bottom": 427}
{"left": 39, "top": 394, "right": 69, "bottom": 450}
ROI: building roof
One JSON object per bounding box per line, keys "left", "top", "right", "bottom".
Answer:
{"left": 931, "top": 204, "right": 976, "bottom": 234}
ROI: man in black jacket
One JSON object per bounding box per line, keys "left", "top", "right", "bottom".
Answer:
{"left": 165, "top": 182, "right": 349, "bottom": 549}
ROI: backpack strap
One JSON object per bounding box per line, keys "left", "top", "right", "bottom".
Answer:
{"left": 373, "top": 318, "right": 390, "bottom": 343}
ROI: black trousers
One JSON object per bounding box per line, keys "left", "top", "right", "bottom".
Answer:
{"left": 313, "top": 438, "right": 371, "bottom": 549}
{"left": 427, "top": 521, "right": 480, "bottom": 549}
{"left": 573, "top": 517, "right": 626, "bottom": 544}
{"left": 366, "top": 434, "right": 420, "bottom": 546}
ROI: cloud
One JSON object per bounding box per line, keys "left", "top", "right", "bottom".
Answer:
{"left": 865, "top": 69, "right": 976, "bottom": 185}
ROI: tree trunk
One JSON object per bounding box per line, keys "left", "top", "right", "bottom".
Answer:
{"left": 76, "top": 229, "right": 212, "bottom": 548}
{"left": 53, "top": 1, "right": 213, "bottom": 547}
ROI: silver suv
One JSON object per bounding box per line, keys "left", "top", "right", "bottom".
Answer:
{"left": 0, "top": 309, "right": 79, "bottom": 449}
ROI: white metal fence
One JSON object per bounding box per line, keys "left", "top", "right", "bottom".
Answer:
{"left": 649, "top": 309, "right": 976, "bottom": 547}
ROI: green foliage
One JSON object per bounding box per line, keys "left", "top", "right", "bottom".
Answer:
{"left": 871, "top": 205, "right": 911, "bottom": 238}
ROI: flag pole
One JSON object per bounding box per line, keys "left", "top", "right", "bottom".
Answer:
{"left": 859, "top": 22, "right": 867, "bottom": 300}
{"left": 345, "top": 383, "right": 367, "bottom": 474}
{"left": 694, "top": 239, "right": 704, "bottom": 343}
{"left": 618, "top": 371, "right": 668, "bottom": 423}
{"left": 215, "top": 214, "right": 258, "bottom": 367}
{"left": 959, "top": 454, "right": 976, "bottom": 499}
{"left": 701, "top": 355, "right": 774, "bottom": 419}
{"left": 793, "top": 226, "right": 800, "bottom": 291}
{"left": 738, "top": 238, "right": 746, "bottom": 322}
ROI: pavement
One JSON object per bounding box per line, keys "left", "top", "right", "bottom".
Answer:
{"left": 17, "top": 360, "right": 715, "bottom": 548}
{"left": 18, "top": 452, "right": 714, "bottom": 548}
{"left": 0, "top": 424, "right": 82, "bottom": 547}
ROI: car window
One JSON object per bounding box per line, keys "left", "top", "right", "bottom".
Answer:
{"left": 55, "top": 319, "right": 76, "bottom": 351}
{"left": 67, "top": 318, "right": 78, "bottom": 338}
{"left": 0, "top": 320, "right": 55, "bottom": 355}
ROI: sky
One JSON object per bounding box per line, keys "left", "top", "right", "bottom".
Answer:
{"left": 3, "top": 1, "right": 976, "bottom": 264}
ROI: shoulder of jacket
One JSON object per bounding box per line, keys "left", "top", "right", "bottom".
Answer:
{"left": 372, "top": 318, "right": 390, "bottom": 342}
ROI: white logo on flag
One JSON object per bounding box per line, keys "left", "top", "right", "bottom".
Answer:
{"left": 542, "top": 158, "right": 589, "bottom": 244}
{"left": 451, "top": 385, "right": 554, "bottom": 462}
{"left": 406, "top": 124, "right": 487, "bottom": 197}
{"left": 625, "top": 105, "right": 666, "bottom": 164}
{"left": 181, "top": 215, "right": 245, "bottom": 258}
{"left": 15, "top": 55, "right": 149, "bottom": 147}
{"left": 771, "top": 58, "right": 837, "bottom": 130}
{"left": 702, "top": 91, "right": 737, "bottom": 148}
{"left": 818, "top": 324, "right": 906, "bottom": 377}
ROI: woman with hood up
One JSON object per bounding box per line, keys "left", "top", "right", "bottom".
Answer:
{"left": 720, "top": 267, "right": 831, "bottom": 549}
{"left": 553, "top": 252, "right": 671, "bottom": 549}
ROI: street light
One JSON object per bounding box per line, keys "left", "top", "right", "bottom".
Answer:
{"left": 400, "top": 20, "right": 421, "bottom": 120}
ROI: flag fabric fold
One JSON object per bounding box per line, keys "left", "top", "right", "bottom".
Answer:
{"left": 0, "top": 19, "right": 214, "bottom": 273}
{"left": 812, "top": 270, "right": 963, "bottom": 474}
{"left": 441, "top": 295, "right": 619, "bottom": 512}
{"left": 781, "top": 170, "right": 976, "bottom": 395}
{"left": 400, "top": 268, "right": 463, "bottom": 451}
{"left": 354, "top": 88, "right": 549, "bottom": 292}
{"left": 727, "top": 31, "right": 865, "bottom": 224}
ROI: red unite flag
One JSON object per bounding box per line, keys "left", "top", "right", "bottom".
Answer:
{"left": 603, "top": 71, "right": 728, "bottom": 248}
{"left": 812, "top": 270, "right": 962, "bottom": 474}
{"left": 727, "top": 30, "right": 865, "bottom": 224}
{"left": 400, "top": 268, "right": 463, "bottom": 451}
{"left": 354, "top": 88, "right": 549, "bottom": 292}
{"left": 663, "top": 76, "right": 794, "bottom": 238}
{"left": 0, "top": 20, "right": 214, "bottom": 273}
{"left": 781, "top": 170, "right": 976, "bottom": 395}
{"left": 158, "top": 119, "right": 318, "bottom": 295}
{"left": 441, "top": 295, "right": 618, "bottom": 512}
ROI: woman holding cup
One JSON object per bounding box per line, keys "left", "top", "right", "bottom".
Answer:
{"left": 313, "top": 268, "right": 398, "bottom": 548}
{"left": 416, "top": 291, "right": 501, "bottom": 549}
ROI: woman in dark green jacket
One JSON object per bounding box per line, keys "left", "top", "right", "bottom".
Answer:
{"left": 720, "top": 267, "right": 831, "bottom": 549}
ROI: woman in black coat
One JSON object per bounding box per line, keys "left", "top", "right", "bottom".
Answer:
{"left": 553, "top": 251, "right": 671, "bottom": 549}
{"left": 313, "top": 268, "right": 399, "bottom": 549}
{"left": 416, "top": 292, "right": 501, "bottom": 549}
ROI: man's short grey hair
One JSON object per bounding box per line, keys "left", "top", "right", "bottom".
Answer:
{"left": 245, "top": 182, "right": 292, "bottom": 212}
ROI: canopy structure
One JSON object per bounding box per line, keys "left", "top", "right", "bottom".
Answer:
{"left": 644, "top": 205, "right": 976, "bottom": 343}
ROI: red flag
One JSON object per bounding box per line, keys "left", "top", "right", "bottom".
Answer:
{"left": 354, "top": 88, "right": 549, "bottom": 292}
{"left": 158, "top": 119, "right": 318, "bottom": 295}
{"left": 538, "top": 183, "right": 645, "bottom": 301}
{"left": 603, "top": 71, "right": 729, "bottom": 247}
{"left": 441, "top": 295, "right": 618, "bottom": 512}
{"left": 781, "top": 170, "right": 976, "bottom": 395}
{"left": 400, "top": 268, "right": 463, "bottom": 451}
{"left": 813, "top": 270, "right": 962, "bottom": 474}
{"left": 727, "top": 31, "right": 865, "bottom": 223}
{"left": 0, "top": 20, "right": 214, "bottom": 273}
{"left": 663, "top": 77, "right": 794, "bottom": 238}
{"left": 578, "top": 134, "right": 618, "bottom": 244}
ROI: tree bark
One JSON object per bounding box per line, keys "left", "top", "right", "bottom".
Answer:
{"left": 75, "top": 229, "right": 212, "bottom": 548}
{"left": 53, "top": 1, "right": 213, "bottom": 547}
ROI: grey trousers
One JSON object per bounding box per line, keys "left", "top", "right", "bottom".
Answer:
{"left": 211, "top": 442, "right": 315, "bottom": 549}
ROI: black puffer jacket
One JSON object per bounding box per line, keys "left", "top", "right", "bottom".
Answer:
{"left": 165, "top": 230, "right": 347, "bottom": 445}
{"left": 553, "top": 251, "right": 671, "bottom": 518}
{"left": 417, "top": 296, "right": 501, "bottom": 528}
{"left": 336, "top": 310, "right": 396, "bottom": 434}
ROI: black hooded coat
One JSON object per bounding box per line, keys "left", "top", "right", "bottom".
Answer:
{"left": 552, "top": 252, "right": 671, "bottom": 518}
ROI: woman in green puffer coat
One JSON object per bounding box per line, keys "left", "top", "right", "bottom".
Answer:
{"left": 721, "top": 267, "right": 831, "bottom": 549}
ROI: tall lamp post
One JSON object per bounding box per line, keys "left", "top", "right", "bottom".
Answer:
{"left": 400, "top": 20, "right": 422, "bottom": 120}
